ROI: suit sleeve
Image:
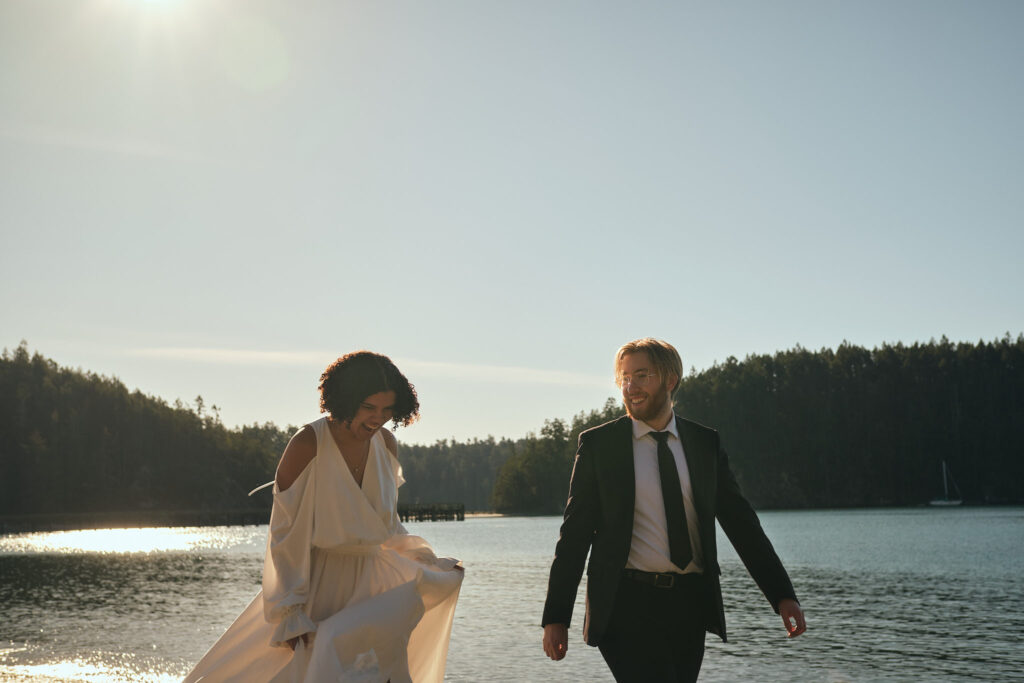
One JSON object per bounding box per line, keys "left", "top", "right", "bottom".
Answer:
{"left": 541, "top": 433, "right": 599, "bottom": 628}
{"left": 714, "top": 439, "right": 798, "bottom": 612}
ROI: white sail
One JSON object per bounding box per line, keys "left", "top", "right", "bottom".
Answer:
{"left": 929, "top": 461, "right": 963, "bottom": 506}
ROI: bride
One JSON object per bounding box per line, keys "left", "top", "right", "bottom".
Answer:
{"left": 185, "top": 352, "right": 464, "bottom": 682}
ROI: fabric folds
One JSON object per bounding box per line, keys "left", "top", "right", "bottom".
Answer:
{"left": 183, "top": 419, "right": 463, "bottom": 683}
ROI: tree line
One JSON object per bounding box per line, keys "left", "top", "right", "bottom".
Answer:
{"left": 490, "top": 334, "right": 1024, "bottom": 512}
{"left": 1, "top": 335, "right": 1022, "bottom": 519}
{"left": 0, "top": 342, "right": 287, "bottom": 516}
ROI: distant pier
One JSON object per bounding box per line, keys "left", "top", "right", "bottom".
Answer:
{"left": 1, "top": 503, "right": 466, "bottom": 534}
{"left": 398, "top": 503, "right": 465, "bottom": 522}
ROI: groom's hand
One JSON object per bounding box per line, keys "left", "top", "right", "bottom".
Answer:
{"left": 542, "top": 623, "right": 568, "bottom": 660}
{"left": 779, "top": 599, "right": 806, "bottom": 638}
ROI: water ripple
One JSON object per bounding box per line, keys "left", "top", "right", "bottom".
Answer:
{"left": 2, "top": 510, "right": 1023, "bottom": 681}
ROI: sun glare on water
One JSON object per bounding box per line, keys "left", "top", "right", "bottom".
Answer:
{"left": 0, "top": 526, "right": 252, "bottom": 554}
{"left": 0, "top": 655, "right": 181, "bottom": 683}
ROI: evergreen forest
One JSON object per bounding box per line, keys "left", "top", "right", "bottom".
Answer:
{"left": 1, "top": 335, "right": 1022, "bottom": 521}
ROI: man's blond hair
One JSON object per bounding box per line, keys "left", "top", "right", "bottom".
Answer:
{"left": 615, "top": 338, "right": 683, "bottom": 395}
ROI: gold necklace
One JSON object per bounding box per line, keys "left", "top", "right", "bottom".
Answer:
{"left": 344, "top": 445, "right": 368, "bottom": 474}
{"left": 330, "top": 420, "right": 369, "bottom": 477}
{"left": 351, "top": 450, "right": 367, "bottom": 473}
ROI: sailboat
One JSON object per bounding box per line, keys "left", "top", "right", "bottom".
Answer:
{"left": 929, "top": 460, "right": 963, "bottom": 506}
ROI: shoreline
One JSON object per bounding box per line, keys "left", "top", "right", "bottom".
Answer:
{"left": 0, "top": 503, "right": 471, "bottom": 534}
{"left": 5, "top": 503, "right": 1020, "bottom": 536}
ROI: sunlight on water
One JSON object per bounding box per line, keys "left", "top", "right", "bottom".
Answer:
{"left": 0, "top": 651, "right": 180, "bottom": 683}
{"left": 1, "top": 512, "right": 1022, "bottom": 682}
{"left": 0, "top": 526, "right": 263, "bottom": 555}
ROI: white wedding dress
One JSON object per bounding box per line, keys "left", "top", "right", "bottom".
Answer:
{"left": 184, "top": 418, "right": 464, "bottom": 683}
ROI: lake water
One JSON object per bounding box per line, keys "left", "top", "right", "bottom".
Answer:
{"left": 2, "top": 508, "right": 1023, "bottom": 682}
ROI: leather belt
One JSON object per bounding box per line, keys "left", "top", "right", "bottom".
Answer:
{"left": 622, "top": 568, "right": 700, "bottom": 589}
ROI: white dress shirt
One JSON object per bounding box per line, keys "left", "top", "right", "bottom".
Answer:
{"left": 625, "top": 415, "right": 704, "bottom": 574}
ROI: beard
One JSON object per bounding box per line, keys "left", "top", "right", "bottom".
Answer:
{"left": 623, "top": 386, "right": 672, "bottom": 424}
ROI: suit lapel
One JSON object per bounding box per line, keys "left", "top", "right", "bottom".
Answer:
{"left": 677, "top": 415, "right": 713, "bottom": 529}
{"left": 607, "top": 416, "right": 635, "bottom": 517}
{"left": 605, "top": 416, "right": 636, "bottom": 563}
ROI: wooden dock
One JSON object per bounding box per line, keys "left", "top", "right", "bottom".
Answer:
{"left": 397, "top": 503, "right": 465, "bottom": 522}
{"left": 1, "top": 503, "right": 466, "bottom": 534}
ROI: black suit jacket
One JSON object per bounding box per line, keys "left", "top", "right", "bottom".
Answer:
{"left": 541, "top": 414, "right": 797, "bottom": 645}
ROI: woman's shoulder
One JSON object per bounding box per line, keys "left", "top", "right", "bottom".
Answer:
{"left": 276, "top": 424, "right": 319, "bottom": 491}
{"left": 377, "top": 427, "right": 405, "bottom": 488}
{"left": 379, "top": 427, "right": 398, "bottom": 459}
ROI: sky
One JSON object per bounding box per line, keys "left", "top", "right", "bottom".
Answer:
{"left": 2, "top": 0, "right": 1022, "bottom": 445}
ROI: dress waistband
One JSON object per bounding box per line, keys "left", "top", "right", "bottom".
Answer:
{"left": 317, "top": 543, "right": 382, "bottom": 556}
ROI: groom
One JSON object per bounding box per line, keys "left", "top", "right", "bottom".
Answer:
{"left": 541, "top": 338, "right": 805, "bottom": 682}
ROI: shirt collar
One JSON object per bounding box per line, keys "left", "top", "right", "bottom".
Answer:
{"left": 631, "top": 413, "right": 679, "bottom": 441}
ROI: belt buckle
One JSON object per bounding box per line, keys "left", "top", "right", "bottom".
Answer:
{"left": 654, "top": 573, "right": 675, "bottom": 588}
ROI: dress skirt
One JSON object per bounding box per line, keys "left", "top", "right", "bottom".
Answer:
{"left": 185, "top": 421, "right": 462, "bottom": 683}
{"left": 184, "top": 534, "right": 462, "bottom": 683}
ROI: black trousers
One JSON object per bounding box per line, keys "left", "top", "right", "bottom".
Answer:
{"left": 597, "top": 572, "right": 710, "bottom": 683}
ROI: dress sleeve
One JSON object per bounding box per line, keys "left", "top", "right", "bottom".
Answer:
{"left": 386, "top": 527, "right": 461, "bottom": 571}
{"left": 388, "top": 452, "right": 460, "bottom": 570}
{"left": 261, "top": 462, "right": 318, "bottom": 647}
{"left": 389, "top": 450, "right": 406, "bottom": 489}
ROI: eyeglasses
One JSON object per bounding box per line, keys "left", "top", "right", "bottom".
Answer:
{"left": 617, "top": 371, "right": 659, "bottom": 388}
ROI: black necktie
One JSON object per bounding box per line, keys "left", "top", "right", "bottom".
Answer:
{"left": 651, "top": 431, "right": 692, "bottom": 571}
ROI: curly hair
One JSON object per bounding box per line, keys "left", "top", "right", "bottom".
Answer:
{"left": 318, "top": 351, "right": 420, "bottom": 428}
